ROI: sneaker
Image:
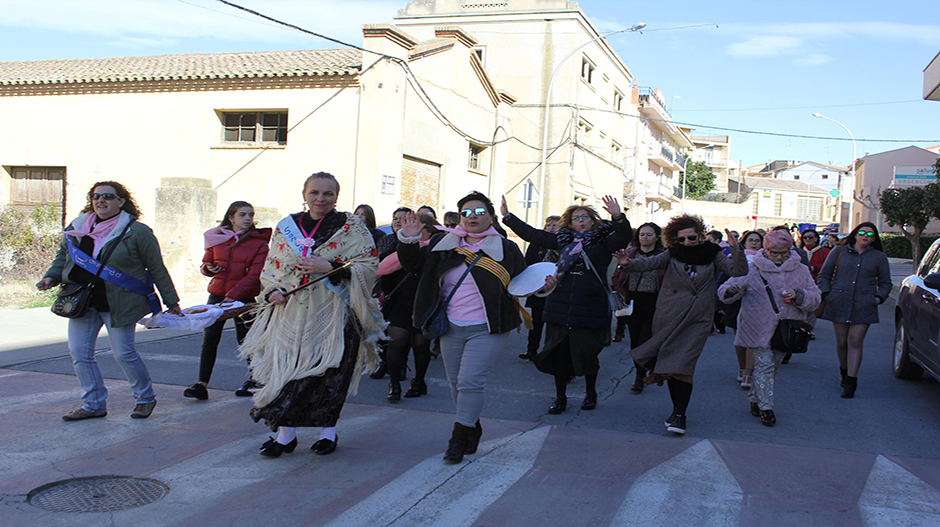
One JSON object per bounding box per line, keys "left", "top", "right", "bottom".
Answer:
{"left": 131, "top": 400, "right": 156, "bottom": 419}
{"left": 235, "top": 379, "right": 259, "bottom": 397}
{"left": 62, "top": 408, "right": 107, "bottom": 421}
{"left": 664, "top": 410, "right": 679, "bottom": 428}
{"left": 183, "top": 383, "right": 208, "bottom": 400}
{"left": 666, "top": 415, "right": 686, "bottom": 435}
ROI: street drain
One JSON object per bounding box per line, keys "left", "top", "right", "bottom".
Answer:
{"left": 28, "top": 476, "right": 169, "bottom": 513}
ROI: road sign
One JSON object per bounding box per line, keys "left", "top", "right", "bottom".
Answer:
{"left": 829, "top": 189, "right": 840, "bottom": 198}
{"left": 515, "top": 180, "right": 540, "bottom": 209}
{"left": 893, "top": 166, "right": 937, "bottom": 187}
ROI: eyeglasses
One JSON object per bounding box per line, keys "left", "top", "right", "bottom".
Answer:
{"left": 460, "top": 207, "right": 487, "bottom": 217}
{"left": 675, "top": 234, "right": 699, "bottom": 243}
{"left": 767, "top": 249, "right": 790, "bottom": 257}
{"left": 857, "top": 230, "right": 875, "bottom": 237}
{"left": 91, "top": 193, "right": 118, "bottom": 201}
{"left": 571, "top": 214, "right": 591, "bottom": 221}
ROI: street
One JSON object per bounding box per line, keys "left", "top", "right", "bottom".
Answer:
{"left": 3, "top": 295, "right": 940, "bottom": 525}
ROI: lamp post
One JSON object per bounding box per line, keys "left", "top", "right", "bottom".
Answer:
{"left": 812, "top": 112, "right": 856, "bottom": 228}
{"left": 537, "top": 23, "right": 646, "bottom": 222}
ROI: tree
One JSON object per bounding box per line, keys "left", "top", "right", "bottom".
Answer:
{"left": 879, "top": 183, "right": 940, "bottom": 266}
{"left": 682, "top": 161, "right": 717, "bottom": 199}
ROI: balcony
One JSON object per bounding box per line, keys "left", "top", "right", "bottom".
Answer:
{"left": 638, "top": 87, "right": 672, "bottom": 125}
{"left": 640, "top": 180, "right": 680, "bottom": 204}
{"left": 649, "top": 145, "right": 684, "bottom": 171}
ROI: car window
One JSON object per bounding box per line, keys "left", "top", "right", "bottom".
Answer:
{"left": 920, "top": 243, "right": 940, "bottom": 277}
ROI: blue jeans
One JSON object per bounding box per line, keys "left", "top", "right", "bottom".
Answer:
{"left": 68, "top": 308, "right": 155, "bottom": 412}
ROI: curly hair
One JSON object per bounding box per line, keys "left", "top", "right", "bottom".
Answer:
{"left": 558, "top": 205, "right": 603, "bottom": 231}
{"left": 79, "top": 181, "right": 142, "bottom": 219}
{"left": 662, "top": 214, "right": 705, "bottom": 247}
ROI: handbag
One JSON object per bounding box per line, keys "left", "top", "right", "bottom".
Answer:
{"left": 814, "top": 246, "right": 843, "bottom": 318}
{"left": 583, "top": 252, "right": 621, "bottom": 313}
{"left": 51, "top": 221, "right": 133, "bottom": 319}
{"left": 421, "top": 254, "right": 482, "bottom": 340}
{"left": 758, "top": 273, "right": 813, "bottom": 354}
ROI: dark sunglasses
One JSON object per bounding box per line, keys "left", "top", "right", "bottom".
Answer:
{"left": 802, "top": 234, "right": 816, "bottom": 239}
{"left": 857, "top": 230, "right": 876, "bottom": 237}
{"left": 91, "top": 193, "right": 118, "bottom": 201}
{"left": 676, "top": 234, "right": 699, "bottom": 243}
{"left": 460, "top": 207, "right": 487, "bottom": 217}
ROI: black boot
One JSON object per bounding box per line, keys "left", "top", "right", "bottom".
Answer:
{"left": 840, "top": 367, "right": 848, "bottom": 387}
{"left": 404, "top": 379, "right": 427, "bottom": 398}
{"left": 760, "top": 409, "right": 776, "bottom": 426}
{"left": 387, "top": 381, "right": 401, "bottom": 402}
{"left": 548, "top": 395, "right": 567, "bottom": 414}
{"left": 443, "top": 422, "right": 474, "bottom": 463}
{"left": 613, "top": 326, "right": 625, "bottom": 343}
{"left": 465, "top": 420, "right": 483, "bottom": 455}
{"left": 370, "top": 361, "right": 388, "bottom": 379}
{"left": 842, "top": 376, "right": 857, "bottom": 398}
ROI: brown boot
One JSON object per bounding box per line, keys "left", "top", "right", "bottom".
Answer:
{"left": 443, "top": 422, "right": 474, "bottom": 463}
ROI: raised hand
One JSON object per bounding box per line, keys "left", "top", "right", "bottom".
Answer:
{"left": 399, "top": 211, "right": 423, "bottom": 238}
{"left": 613, "top": 248, "right": 631, "bottom": 266}
{"left": 500, "top": 195, "right": 510, "bottom": 218}
{"left": 725, "top": 228, "right": 739, "bottom": 248}
{"left": 601, "top": 195, "right": 622, "bottom": 218}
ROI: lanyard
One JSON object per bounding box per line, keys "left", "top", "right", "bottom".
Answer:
{"left": 297, "top": 215, "right": 326, "bottom": 257}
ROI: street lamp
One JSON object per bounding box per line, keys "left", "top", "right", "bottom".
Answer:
{"left": 812, "top": 112, "right": 857, "bottom": 227}
{"left": 537, "top": 23, "right": 646, "bottom": 222}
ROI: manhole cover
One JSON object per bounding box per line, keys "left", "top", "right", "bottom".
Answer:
{"left": 28, "top": 476, "right": 169, "bottom": 513}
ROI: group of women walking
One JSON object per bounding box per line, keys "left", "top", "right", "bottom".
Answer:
{"left": 38, "top": 175, "right": 893, "bottom": 462}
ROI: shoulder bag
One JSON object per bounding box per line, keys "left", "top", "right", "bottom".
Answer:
{"left": 583, "top": 252, "right": 621, "bottom": 313}
{"left": 421, "top": 254, "right": 482, "bottom": 340}
{"left": 758, "top": 272, "right": 813, "bottom": 354}
{"left": 814, "top": 246, "right": 844, "bottom": 318}
{"left": 51, "top": 221, "right": 133, "bottom": 319}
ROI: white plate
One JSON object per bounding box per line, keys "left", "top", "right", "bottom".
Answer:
{"left": 507, "top": 262, "right": 557, "bottom": 297}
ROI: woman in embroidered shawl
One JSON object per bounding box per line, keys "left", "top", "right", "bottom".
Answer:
{"left": 501, "top": 195, "right": 632, "bottom": 415}
{"left": 615, "top": 214, "right": 745, "bottom": 435}
{"left": 239, "top": 172, "right": 384, "bottom": 457}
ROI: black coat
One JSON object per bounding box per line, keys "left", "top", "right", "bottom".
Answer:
{"left": 523, "top": 243, "right": 555, "bottom": 309}
{"left": 503, "top": 213, "right": 632, "bottom": 330}
{"left": 397, "top": 232, "right": 527, "bottom": 335}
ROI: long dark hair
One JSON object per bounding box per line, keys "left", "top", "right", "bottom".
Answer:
{"left": 220, "top": 201, "right": 256, "bottom": 248}
{"left": 799, "top": 228, "right": 820, "bottom": 249}
{"left": 354, "top": 204, "right": 377, "bottom": 231}
{"left": 80, "top": 181, "right": 141, "bottom": 219}
{"left": 740, "top": 230, "right": 764, "bottom": 249}
{"left": 631, "top": 222, "right": 663, "bottom": 249}
{"left": 457, "top": 191, "right": 507, "bottom": 237}
{"left": 843, "top": 222, "right": 883, "bottom": 251}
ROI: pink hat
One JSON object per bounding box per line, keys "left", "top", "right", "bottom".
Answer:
{"left": 763, "top": 230, "right": 793, "bottom": 252}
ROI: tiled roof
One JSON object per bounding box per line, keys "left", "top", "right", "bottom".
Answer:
{"left": 734, "top": 176, "right": 828, "bottom": 193}
{"left": 0, "top": 49, "right": 362, "bottom": 86}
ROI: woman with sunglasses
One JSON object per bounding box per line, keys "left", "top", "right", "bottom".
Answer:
{"left": 817, "top": 222, "right": 892, "bottom": 398}
{"left": 398, "top": 192, "right": 527, "bottom": 463}
{"left": 799, "top": 228, "right": 830, "bottom": 283}
{"left": 501, "top": 195, "right": 632, "bottom": 414}
{"left": 614, "top": 214, "right": 745, "bottom": 435}
{"left": 718, "top": 230, "right": 820, "bottom": 426}
{"left": 37, "top": 181, "right": 181, "bottom": 421}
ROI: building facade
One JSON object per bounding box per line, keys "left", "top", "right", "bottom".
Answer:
{"left": 853, "top": 146, "right": 940, "bottom": 233}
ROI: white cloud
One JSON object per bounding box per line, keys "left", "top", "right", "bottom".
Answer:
{"left": 794, "top": 53, "right": 833, "bottom": 66}
{"left": 727, "top": 35, "right": 803, "bottom": 57}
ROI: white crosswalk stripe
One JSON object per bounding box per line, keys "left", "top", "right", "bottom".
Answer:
{"left": 859, "top": 455, "right": 940, "bottom": 526}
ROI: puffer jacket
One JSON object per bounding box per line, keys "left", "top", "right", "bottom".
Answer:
{"left": 201, "top": 228, "right": 272, "bottom": 300}
{"left": 718, "top": 250, "right": 821, "bottom": 349}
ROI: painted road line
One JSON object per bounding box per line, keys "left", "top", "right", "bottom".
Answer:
{"left": 327, "top": 425, "right": 551, "bottom": 527}
{"left": 612, "top": 440, "right": 743, "bottom": 526}
{"left": 859, "top": 455, "right": 940, "bottom": 526}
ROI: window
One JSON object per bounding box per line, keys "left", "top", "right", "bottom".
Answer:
{"left": 581, "top": 56, "right": 595, "bottom": 84}
{"left": 822, "top": 174, "right": 829, "bottom": 180}
{"left": 794, "top": 175, "right": 800, "bottom": 180}
{"left": 919, "top": 245, "right": 940, "bottom": 277}
{"left": 773, "top": 193, "right": 782, "bottom": 216}
{"left": 577, "top": 119, "right": 593, "bottom": 146}
{"left": 222, "top": 111, "right": 288, "bottom": 144}
{"left": 611, "top": 141, "right": 622, "bottom": 163}
{"left": 752, "top": 196, "right": 759, "bottom": 215}
{"left": 468, "top": 144, "right": 485, "bottom": 171}
{"left": 613, "top": 89, "right": 624, "bottom": 111}
{"left": 797, "top": 197, "right": 823, "bottom": 222}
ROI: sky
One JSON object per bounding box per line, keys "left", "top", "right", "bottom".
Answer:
{"left": 1, "top": 0, "right": 938, "bottom": 169}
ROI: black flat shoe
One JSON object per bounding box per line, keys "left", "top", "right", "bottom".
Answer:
{"left": 750, "top": 402, "right": 761, "bottom": 417}
{"left": 631, "top": 375, "right": 645, "bottom": 393}
{"left": 387, "top": 382, "right": 402, "bottom": 402}
{"left": 518, "top": 350, "right": 537, "bottom": 360}
{"left": 260, "top": 436, "right": 297, "bottom": 457}
{"left": 581, "top": 392, "right": 597, "bottom": 411}
{"left": 404, "top": 379, "right": 427, "bottom": 398}
{"left": 548, "top": 396, "right": 567, "bottom": 414}
{"left": 760, "top": 410, "right": 776, "bottom": 427}
{"left": 311, "top": 436, "right": 338, "bottom": 455}
{"left": 234, "top": 379, "right": 258, "bottom": 397}
{"left": 183, "top": 383, "right": 208, "bottom": 400}
{"left": 781, "top": 353, "right": 792, "bottom": 364}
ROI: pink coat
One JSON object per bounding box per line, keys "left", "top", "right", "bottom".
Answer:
{"left": 718, "top": 251, "right": 821, "bottom": 349}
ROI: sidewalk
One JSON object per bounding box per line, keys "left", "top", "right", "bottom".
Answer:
{"left": 1, "top": 369, "right": 939, "bottom": 526}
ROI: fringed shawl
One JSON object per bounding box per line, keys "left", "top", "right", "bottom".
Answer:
{"left": 239, "top": 212, "right": 385, "bottom": 408}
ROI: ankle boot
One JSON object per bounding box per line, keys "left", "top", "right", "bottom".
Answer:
{"left": 370, "top": 361, "right": 388, "bottom": 379}
{"left": 841, "top": 376, "right": 857, "bottom": 398}
{"left": 613, "top": 326, "right": 625, "bottom": 343}
{"left": 840, "top": 367, "right": 848, "bottom": 387}
{"left": 444, "top": 422, "right": 474, "bottom": 463}
{"left": 465, "top": 420, "right": 483, "bottom": 455}
{"left": 387, "top": 381, "right": 401, "bottom": 402}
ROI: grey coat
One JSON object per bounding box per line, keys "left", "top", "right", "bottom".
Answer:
{"left": 817, "top": 245, "right": 892, "bottom": 324}
{"left": 626, "top": 246, "right": 748, "bottom": 376}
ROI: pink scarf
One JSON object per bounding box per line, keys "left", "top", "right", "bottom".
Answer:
{"left": 204, "top": 227, "right": 246, "bottom": 250}
{"left": 67, "top": 213, "right": 122, "bottom": 258}
{"left": 377, "top": 239, "right": 430, "bottom": 276}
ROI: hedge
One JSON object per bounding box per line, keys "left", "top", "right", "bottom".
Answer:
{"left": 879, "top": 233, "right": 940, "bottom": 260}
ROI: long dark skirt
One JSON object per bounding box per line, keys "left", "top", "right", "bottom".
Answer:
{"left": 534, "top": 324, "right": 607, "bottom": 377}
{"left": 250, "top": 320, "right": 360, "bottom": 431}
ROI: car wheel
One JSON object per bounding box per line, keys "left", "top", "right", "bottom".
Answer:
{"left": 893, "top": 317, "right": 923, "bottom": 380}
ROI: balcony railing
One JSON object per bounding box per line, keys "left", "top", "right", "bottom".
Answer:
{"left": 638, "top": 87, "right": 666, "bottom": 109}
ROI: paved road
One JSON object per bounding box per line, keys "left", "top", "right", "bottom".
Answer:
{"left": 2, "top": 260, "right": 940, "bottom": 525}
